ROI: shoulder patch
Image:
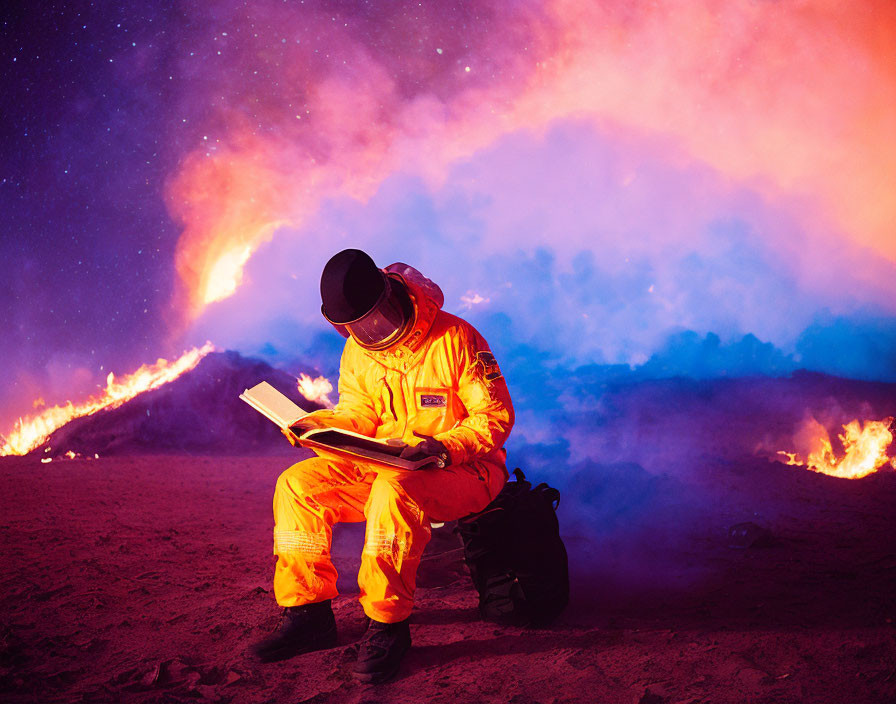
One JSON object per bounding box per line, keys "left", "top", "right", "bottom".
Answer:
{"left": 475, "top": 350, "right": 503, "bottom": 382}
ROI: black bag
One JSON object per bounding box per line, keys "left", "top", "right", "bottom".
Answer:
{"left": 456, "top": 468, "right": 569, "bottom": 626}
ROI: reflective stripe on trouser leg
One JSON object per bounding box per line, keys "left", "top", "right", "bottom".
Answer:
{"left": 359, "top": 473, "right": 432, "bottom": 623}
{"left": 272, "top": 456, "right": 369, "bottom": 607}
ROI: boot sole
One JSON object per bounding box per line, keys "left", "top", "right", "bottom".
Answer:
{"left": 352, "top": 661, "right": 402, "bottom": 684}
{"left": 253, "top": 626, "right": 338, "bottom": 663}
{"left": 351, "top": 641, "right": 410, "bottom": 683}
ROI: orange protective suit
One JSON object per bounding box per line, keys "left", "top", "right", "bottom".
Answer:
{"left": 272, "top": 265, "right": 514, "bottom": 623}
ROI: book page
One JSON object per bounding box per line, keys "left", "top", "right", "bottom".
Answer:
{"left": 240, "top": 381, "right": 442, "bottom": 470}
{"left": 239, "top": 381, "right": 308, "bottom": 428}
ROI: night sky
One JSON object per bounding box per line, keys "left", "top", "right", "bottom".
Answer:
{"left": 3, "top": 1, "right": 896, "bottom": 442}
{"left": 2, "top": 3, "right": 185, "bottom": 409}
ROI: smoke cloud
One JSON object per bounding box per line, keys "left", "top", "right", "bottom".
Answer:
{"left": 5, "top": 0, "right": 896, "bottom": 442}
{"left": 165, "top": 0, "right": 896, "bottom": 396}
{"left": 166, "top": 0, "right": 896, "bottom": 331}
{"left": 186, "top": 119, "right": 896, "bottom": 382}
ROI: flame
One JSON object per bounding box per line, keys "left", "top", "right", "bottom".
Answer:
{"left": 203, "top": 245, "right": 254, "bottom": 305}
{"left": 297, "top": 373, "right": 335, "bottom": 409}
{"left": 777, "top": 417, "right": 896, "bottom": 480}
{"left": 0, "top": 343, "right": 216, "bottom": 456}
{"left": 166, "top": 135, "right": 303, "bottom": 320}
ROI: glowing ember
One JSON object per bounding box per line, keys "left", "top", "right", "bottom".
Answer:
{"left": 297, "top": 373, "right": 335, "bottom": 409}
{"left": 1, "top": 343, "right": 216, "bottom": 456}
{"left": 778, "top": 416, "right": 896, "bottom": 479}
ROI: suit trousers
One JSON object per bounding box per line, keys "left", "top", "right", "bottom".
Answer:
{"left": 272, "top": 454, "right": 506, "bottom": 623}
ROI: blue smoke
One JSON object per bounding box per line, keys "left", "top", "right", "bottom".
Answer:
{"left": 190, "top": 119, "right": 896, "bottom": 388}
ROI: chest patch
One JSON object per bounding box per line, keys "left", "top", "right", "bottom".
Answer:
{"left": 419, "top": 393, "right": 447, "bottom": 408}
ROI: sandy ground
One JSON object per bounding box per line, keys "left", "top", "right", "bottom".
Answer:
{"left": 1, "top": 453, "right": 895, "bottom": 704}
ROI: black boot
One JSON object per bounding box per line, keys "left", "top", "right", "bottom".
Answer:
{"left": 250, "top": 600, "right": 337, "bottom": 662}
{"left": 352, "top": 617, "right": 411, "bottom": 684}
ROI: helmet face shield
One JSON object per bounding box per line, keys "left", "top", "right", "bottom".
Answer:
{"left": 345, "top": 278, "right": 414, "bottom": 350}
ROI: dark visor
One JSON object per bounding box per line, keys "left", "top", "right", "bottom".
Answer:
{"left": 345, "top": 280, "right": 412, "bottom": 349}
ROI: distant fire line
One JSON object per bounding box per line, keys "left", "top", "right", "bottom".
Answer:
{"left": 0, "top": 343, "right": 216, "bottom": 457}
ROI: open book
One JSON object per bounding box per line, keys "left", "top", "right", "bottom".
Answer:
{"left": 239, "top": 381, "right": 444, "bottom": 470}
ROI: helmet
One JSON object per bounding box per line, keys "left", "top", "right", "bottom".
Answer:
{"left": 320, "top": 249, "right": 415, "bottom": 350}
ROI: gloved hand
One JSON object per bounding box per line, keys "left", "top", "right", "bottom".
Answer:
{"left": 399, "top": 431, "right": 451, "bottom": 468}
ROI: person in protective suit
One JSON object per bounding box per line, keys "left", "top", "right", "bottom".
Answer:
{"left": 251, "top": 249, "right": 514, "bottom": 683}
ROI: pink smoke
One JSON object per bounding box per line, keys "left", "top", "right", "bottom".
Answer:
{"left": 164, "top": 0, "right": 896, "bottom": 330}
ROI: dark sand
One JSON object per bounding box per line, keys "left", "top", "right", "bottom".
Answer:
{"left": 1, "top": 453, "right": 895, "bottom": 703}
